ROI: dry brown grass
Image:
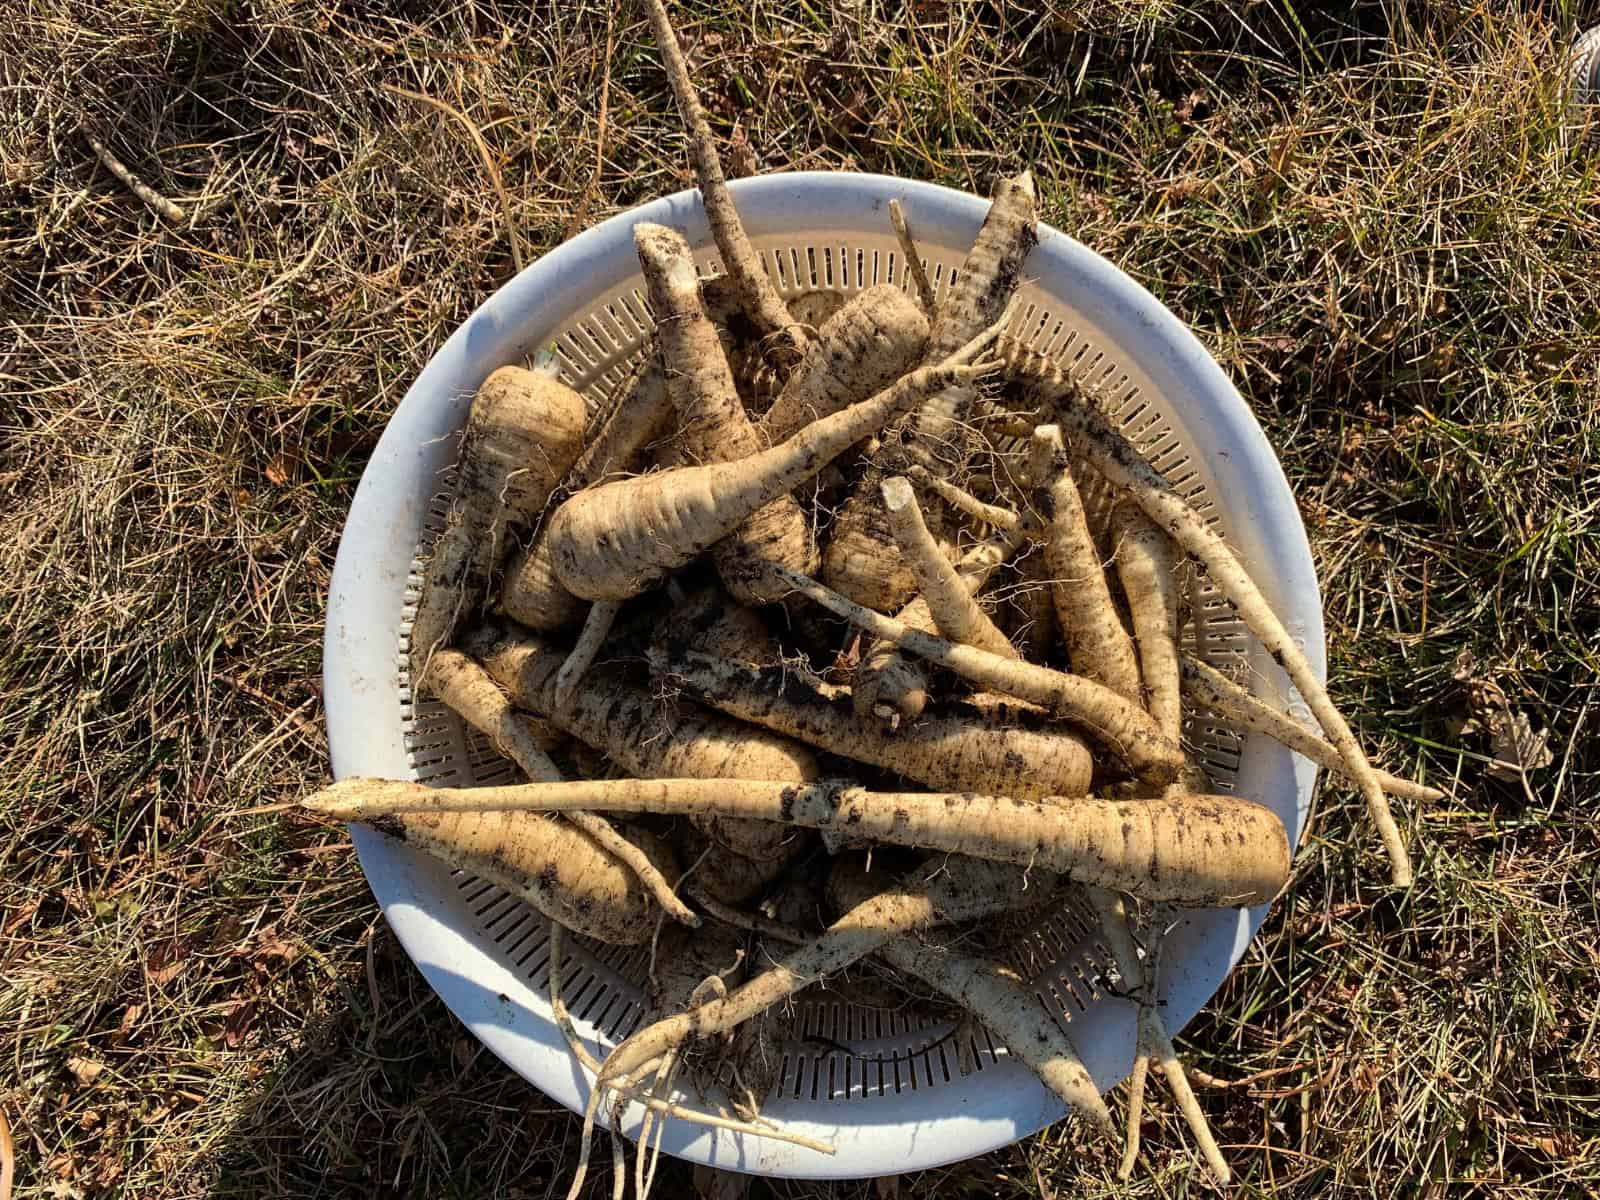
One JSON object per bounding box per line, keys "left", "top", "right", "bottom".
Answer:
{"left": 3, "top": 1, "right": 1599, "bottom": 1196}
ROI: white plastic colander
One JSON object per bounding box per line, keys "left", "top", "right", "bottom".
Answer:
{"left": 322, "top": 172, "right": 1323, "bottom": 1180}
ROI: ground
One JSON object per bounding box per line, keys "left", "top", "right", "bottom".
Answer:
{"left": 3, "top": 1, "right": 1599, "bottom": 1196}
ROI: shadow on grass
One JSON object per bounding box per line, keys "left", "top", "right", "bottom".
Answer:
{"left": 209, "top": 923, "right": 940, "bottom": 1199}
{"left": 206, "top": 920, "right": 696, "bottom": 1200}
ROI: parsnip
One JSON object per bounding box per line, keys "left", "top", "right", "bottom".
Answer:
{"left": 654, "top": 647, "right": 1093, "bottom": 801}
{"left": 770, "top": 566, "right": 1185, "bottom": 784}
{"left": 410, "top": 365, "right": 585, "bottom": 675}
{"left": 1032, "top": 426, "right": 1142, "bottom": 702}
{"left": 1000, "top": 336, "right": 1415, "bottom": 885}
{"left": 305, "top": 778, "right": 1291, "bottom": 907}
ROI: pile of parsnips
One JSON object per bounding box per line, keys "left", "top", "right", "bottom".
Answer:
{"left": 299, "top": 1, "right": 1441, "bottom": 1190}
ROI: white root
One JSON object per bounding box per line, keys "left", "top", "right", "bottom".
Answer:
{"left": 768, "top": 565, "right": 1185, "bottom": 784}
{"left": 888, "top": 198, "right": 937, "bottom": 312}
{"left": 908, "top": 465, "right": 1027, "bottom": 534}
{"left": 1032, "top": 425, "right": 1143, "bottom": 703}
{"left": 881, "top": 476, "right": 1016, "bottom": 658}
{"left": 1110, "top": 501, "right": 1184, "bottom": 744}
{"left": 1118, "top": 1052, "right": 1150, "bottom": 1181}
{"left": 1087, "top": 890, "right": 1229, "bottom": 1185}
{"left": 554, "top": 600, "right": 623, "bottom": 710}
{"left": 551, "top": 918, "right": 833, "bottom": 1194}
{"left": 305, "top": 777, "right": 1288, "bottom": 907}
{"left": 1180, "top": 654, "right": 1446, "bottom": 804}
{"left": 640, "top": 0, "right": 802, "bottom": 359}
{"left": 1001, "top": 336, "right": 1414, "bottom": 885}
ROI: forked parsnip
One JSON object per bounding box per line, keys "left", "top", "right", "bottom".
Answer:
{"left": 1087, "top": 888, "right": 1229, "bottom": 1184}
{"left": 640, "top": 0, "right": 802, "bottom": 359}
{"left": 303, "top": 778, "right": 1291, "bottom": 907}
{"left": 543, "top": 325, "right": 1001, "bottom": 605}
{"left": 653, "top": 647, "right": 1094, "bottom": 800}
{"left": 410, "top": 365, "right": 585, "bottom": 676}
{"left": 594, "top": 856, "right": 1062, "bottom": 1089}
{"left": 426, "top": 649, "right": 698, "bottom": 926}
{"left": 757, "top": 284, "right": 929, "bottom": 445}
{"left": 1179, "top": 655, "right": 1445, "bottom": 804}
{"left": 769, "top": 566, "right": 1185, "bottom": 784}
{"left": 1031, "top": 425, "right": 1142, "bottom": 702}
{"left": 466, "top": 625, "right": 815, "bottom": 861}
{"left": 828, "top": 859, "right": 1110, "bottom": 1131}
{"left": 634, "top": 221, "right": 819, "bottom": 605}
{"left": 999, "top": 336, "right": 1414, "bottom": 885}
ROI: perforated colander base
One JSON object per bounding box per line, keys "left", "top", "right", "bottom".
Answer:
{"left": 393, "top": 231, "right": 1255, "bottom": 1106}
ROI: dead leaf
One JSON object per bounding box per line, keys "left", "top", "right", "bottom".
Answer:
{"left": 246, "top": 935, "right": 302, "bottom": 971}
{"left": 1482, "top": 709, "right": 1552, "bottom": 781}
{"left": 1450, "top": 649, "right": 1551, "bottom": 780}
{"left": 264, "top": 447, "right": 301, "bottom": 486}
{"left": 65, "top": 1056, "right": 104, "bottom": 1086}
{"left": 223, "top": 1000, "right": 255, "bottom": 1048}
{"left": 115, "top": 1004, "right": 142, "bottom": 1041}
{"left": 146, "top": 940, "right": 187, "bottom": 987}
{"left": 726, "top": 123, "right": 759, "bottom": 179}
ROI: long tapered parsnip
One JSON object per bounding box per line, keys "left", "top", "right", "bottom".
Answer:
{"left": 425, "top": 648, "right": 698, "bottom": 926}
{"left": 595, "top": 856, "right": 1061, "bottom": 1087}
{"left": 1179, "top": 655, "right": 1444, "bottom": 803}
{"left": 1032, "top": 426, "right": 1142, "bottom": 702}
{"left": 365, "top": 807, "right": 668, "bottom": 944}
{"left": 852, "top": 528, "right": 1021, "bottom": 726}
{"left": 652, "top": 647, "right": 1094, "bottom": 801}
{"left": 881, "top": 476, "right": 1015, "bottom": 657}
{"left": 304, "top": 778, "right": 1289, "bottom": 907}
{"left": 822, "top": 172, "right": 1037, "bottom": 613}
{"left": 999, "top": 337, "right": 1414, "bottom": 886}
{"left": 771, "top": 566, "right": 1184, "bottom": 783}
{"left": 641, "top": 0, "right": 801, "bottom": 359}
{"left": 756, "top": 285, "right": 929, "bottom": 445}
{"left": 886, "top": 938, "right": 1110, "bottom": 1128}
{"left": 410, "top": 365, "right": 585, "bottom": 676}
{"left": 543, "top": 330, "right": 999, "bottom": 605}
{"left": 635, "top": 222, "right": 819, "bottom": 605}
{"left": 465, "top": 626, "right": 814, "bottom": 861}
{"left": 827, "top": 860, "right": 1110, "bottom": 1131}
{"left": 1111, "top": 502, "right": 1183, "bottom": 743}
